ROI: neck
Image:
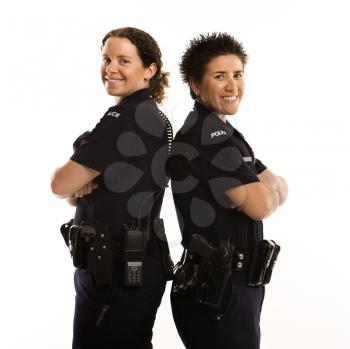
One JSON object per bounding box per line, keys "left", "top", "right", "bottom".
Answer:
{"left": 218, "top": 114, "right": 227, "bottom": 123}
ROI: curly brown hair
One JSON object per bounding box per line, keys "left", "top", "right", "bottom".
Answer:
{"left": 102, "top": 27, "right": 169, "bottom": 104}
{"left": 180, "top": 32, "right": 248, "bottom": 99}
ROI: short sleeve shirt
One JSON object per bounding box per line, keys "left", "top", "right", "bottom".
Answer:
{"left": 170, "top": 102, "right": 266, "bottom": 249}
{"left": 71, "top": 89, "right": 170, "bottom": 239}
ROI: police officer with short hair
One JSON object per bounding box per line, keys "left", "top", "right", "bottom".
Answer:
{"left": 169, "top": 32, "right": 288, "bottom": 349}
{"left": 51, "top": 27, "right": 173, "bottom": 349}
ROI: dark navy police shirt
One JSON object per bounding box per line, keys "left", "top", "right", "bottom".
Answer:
{"left": 169, "top": 101, "right": 266, "bottom": 251}
{"left": 71, "top": 89, "right": 171, "bottom": 239}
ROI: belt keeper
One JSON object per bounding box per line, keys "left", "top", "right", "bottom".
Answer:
{"left": 235, "top": 252, "right": 244, "bottom": 271}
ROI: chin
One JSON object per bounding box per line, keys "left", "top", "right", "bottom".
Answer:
{"left": 219, "top": 109, "right": 235, "bottom": 116}
{"left": 106, "top": 88, "right": 123, "bottom": 97}
{"left": 227, "top": 107, "right": 239, "bottom": 115}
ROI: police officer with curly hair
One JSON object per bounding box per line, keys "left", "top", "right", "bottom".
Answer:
{"left": 169, "top": 32, "right": 288, "bottom": 349}
{"left": 51, "top": 27, "right": 173, "bottom": 349}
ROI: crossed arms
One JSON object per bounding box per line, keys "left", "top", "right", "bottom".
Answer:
{"left": 225, "top": 168, "right": 288, "bottom": 220}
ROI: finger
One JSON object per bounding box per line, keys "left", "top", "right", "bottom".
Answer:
{"left": 86, "top": 183, "right": 93, "bottom": 194}
{"left": 83, "top": 185, "right": 90, "bottom": 196}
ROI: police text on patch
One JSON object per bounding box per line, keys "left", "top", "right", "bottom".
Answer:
{"left": 210, "top": 130, "right": 228, "bottom": 138}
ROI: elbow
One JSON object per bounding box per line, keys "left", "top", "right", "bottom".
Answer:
{"left": 244, "top": 197, "right": 278, "bottom": 221}
{"left": 227, "top": 182, "right": 279, "bottom": 220}
{"left": 278, "top": 177, "right": 289, "bottom": 206}
{"left": 247, "top": 208, "right": 272, "bottom": 221}
{"left": 250, "top": 186, "right": 281, "bottom": 220}
{"left": 51, "top": 179, "right": 63, "bottom": 196}
{"left": 51, "top": 177, "right": 68, "bottom": 198}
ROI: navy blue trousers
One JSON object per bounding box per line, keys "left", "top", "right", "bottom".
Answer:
{"left": 171, "top": 273, "right": 265, "bottom": 349}
{"left": 72, "top": 254, "right": 167, "bottom": 349}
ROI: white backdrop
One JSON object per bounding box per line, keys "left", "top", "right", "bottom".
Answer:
{"left": 1, "top": 0, "right": 349, "bottom": 348}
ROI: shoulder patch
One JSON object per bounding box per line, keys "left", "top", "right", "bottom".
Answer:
{"left": 201, "top": 113, "right": 233, "bottom": 145}
{"left": 210, "top": 130, "right": 228, "bottom": 139}
{"left": 103, "top": 105, "right": 122, "bottom": 120}
{"left": 107, "top": 111, "right": 120, "bottom": 118}
{"left": 242, "top": 156, "right": 253, "bottom": 162}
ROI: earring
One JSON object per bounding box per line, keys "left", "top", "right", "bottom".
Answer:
{"left": 144, "top": 77, "right": 149, "bottom": 82}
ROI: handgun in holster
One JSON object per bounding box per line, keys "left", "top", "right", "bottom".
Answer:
{"left": 171, "top": 233, "right": 216, "bottom": 293}
{"left": 190, "top": 235, "right": 235, "bottom": 310}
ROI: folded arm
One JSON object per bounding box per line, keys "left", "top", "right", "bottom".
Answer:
{"left": 51, "top": 160, "right": 100, "bottom": 199}
{"left": 258, "top": 169, "right": 288, "bottom": 206}
{"left": 225, "top": 168, "right": 288, "bottom": 220}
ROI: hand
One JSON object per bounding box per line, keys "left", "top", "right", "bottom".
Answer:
{"left": 258, "top": 170, "right": 280, "bottom": 190}
{"left": 258, "top": 169, "right": 288, "bottom": 206}
{"left": 72, "top": 181, "right": 99, "bottom": 198}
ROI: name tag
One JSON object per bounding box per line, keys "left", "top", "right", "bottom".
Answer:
{"left": 243, "top": 156, "right": 253, "bottom": 162}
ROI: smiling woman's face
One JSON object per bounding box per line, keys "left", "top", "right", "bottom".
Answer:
{"left": 191, "top": 54, "right": 245, "bottom": 117}
{"left": 101, "top": 37, "right": 153, "bottom": 99}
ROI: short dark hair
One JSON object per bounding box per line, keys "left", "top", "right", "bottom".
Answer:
{"left": 180, "top": 32, "right": 248, "bottom": 99}
{"left": 102, "top": 27, "right": 169, "bottom": 104}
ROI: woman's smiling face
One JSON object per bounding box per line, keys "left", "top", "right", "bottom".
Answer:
{"left": 101, "top": 37, "right": 153, "bottom": 99}
{"left": 191, "top": 54, "right": 245, "bottom": 118}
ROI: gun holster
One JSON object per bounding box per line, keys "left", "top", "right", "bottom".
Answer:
{"left": 172, "top": 235, "right": 234, "bottom": 311}
{"left": 60, "top": 220, "right": 114, "bottom": 285}
{"left": 195, "top": 238, "right": 235, "bottom": 310}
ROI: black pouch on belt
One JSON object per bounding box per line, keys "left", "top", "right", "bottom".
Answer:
{"left": 248, "top": 239, "right": 281, "bottom": 287}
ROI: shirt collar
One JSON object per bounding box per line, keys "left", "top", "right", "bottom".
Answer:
{"left": 117, "top": 88, "right": 152, "bottom": 105}
{"left": 194, "top": 101, "right": 230, "bottom": 125}
{"left": 194, "top": 101, "right": 212, "bottom": 116}
{"left": 194, "top": 100, "right": 237, "bottom": 135}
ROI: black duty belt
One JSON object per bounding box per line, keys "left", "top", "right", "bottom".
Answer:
{"left": 172, "top": 234, "right": 281, "bottom": 313}
{"left": 60, "top": 218, "right": 174, "bottom": 286}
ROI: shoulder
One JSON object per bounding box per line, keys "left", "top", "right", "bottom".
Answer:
{"left": 200, "top": 113, "right": 233, "bottom": 146}
{"left": 90, "top": 104, "right": 132, "bottom": 133}
{"left": 125, "top": 99, "right": 167, "bottom": 138}
{"left": 95, "top": 105, "right": 123, "bottom": 126}
{"left": 175, "top": 109, "right": 233, "bottom": 147}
